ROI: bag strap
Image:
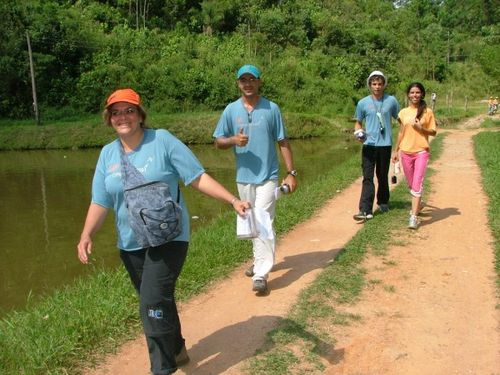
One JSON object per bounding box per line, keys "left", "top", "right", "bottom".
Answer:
{"left": 119, "top": 146, "right": 147, "bottom": 189}
{"left": 119, "top": 144, "right": 181, "bottom": 203}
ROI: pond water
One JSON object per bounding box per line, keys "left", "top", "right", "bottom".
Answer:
{"left": 0, "top": 136, "right": 358, "bottom": 314}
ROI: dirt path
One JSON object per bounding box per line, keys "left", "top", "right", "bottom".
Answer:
{"left": 84, "top": 115, "right": 499, "bottom": 375}
{"left": 326, "top": 118, "right": 499, "bottom": 374}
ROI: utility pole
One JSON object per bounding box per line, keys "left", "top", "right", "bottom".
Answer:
{"left": 26, "top": 31, "right": 40, "bottom": 125}
{"left": 447, "top": 30, "right": 450, "bottom": 67}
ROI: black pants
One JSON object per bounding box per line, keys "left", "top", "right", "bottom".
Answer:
{"left": 120, "top": 241, "right": 188, "bottom": 375}
{"left": 358, "top": 145, "right": 392, "bottom": 214}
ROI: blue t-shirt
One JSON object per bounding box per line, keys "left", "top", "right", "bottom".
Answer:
{"left": 355, "top": 94, "right": 400, "bottom": 147}
{"left": 213, "top": 97, "right": 287, "bottom": 184}
{"left": 91, "top": 128, "right": 205, "bottom": 251}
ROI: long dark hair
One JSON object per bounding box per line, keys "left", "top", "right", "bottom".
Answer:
{"left": 406, "top": 82, "right": 427, "bottom": 119}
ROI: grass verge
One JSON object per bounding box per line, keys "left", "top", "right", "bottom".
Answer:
{"left": 0, "top": 112, "right": 343, "bottom": 151}
{"left": 473, "top": 127, "right": 500, "bottom": 301}
{"left": 0, "top": 105, "right": 483, "bottom": 151}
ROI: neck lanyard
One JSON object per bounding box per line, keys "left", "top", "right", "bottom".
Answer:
{"left": 371, "top": 95, "right": 385, "bottom": 131}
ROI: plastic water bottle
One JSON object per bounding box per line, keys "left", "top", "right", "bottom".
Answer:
{"left": 391, "top": 162, "right": 400, "bottom": 184}
{"left": 279, "top": 183, "right": 291, "bottom": 194}
{"left": 353, "top": 129, "right": 366, "bottom": 141}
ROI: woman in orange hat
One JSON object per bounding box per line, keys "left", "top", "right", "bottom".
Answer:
{"left": 77, "top": 88, "right": 250, "bottom": 374}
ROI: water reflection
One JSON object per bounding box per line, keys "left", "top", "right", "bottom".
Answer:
{"left": 0, "top": 136, "right": 358, "bottom": 314}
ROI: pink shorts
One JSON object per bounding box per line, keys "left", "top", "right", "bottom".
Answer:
{"left": 400, "top": 150, "right": 430, "bottom": 197}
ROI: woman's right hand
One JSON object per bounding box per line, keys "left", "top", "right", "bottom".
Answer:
{"left": 76, "top": 204, "right": 108, "bottom": 265}
{"left": 77, "top": 235, "right": 93, "bottom": 264}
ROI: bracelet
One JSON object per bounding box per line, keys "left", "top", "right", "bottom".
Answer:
{"left": 230, "top": 197, "right": 238, "bottom": 205}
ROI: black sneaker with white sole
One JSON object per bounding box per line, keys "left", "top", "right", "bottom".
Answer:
{"left": 353, "top": 212, "right": 373, "bottom": 221}
{"left": 175, "top": 344, "right": 190, "bottom": 366}
{"left": 378, "top": 204, "right": 389, "bottom": 213}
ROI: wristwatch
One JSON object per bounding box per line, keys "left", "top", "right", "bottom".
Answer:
{"left": 287, "top": 169, "right": 298, "bottom": 177}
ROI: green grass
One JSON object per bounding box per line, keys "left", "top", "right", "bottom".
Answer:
{"left": 473, "top": 129, "right": 500, "bottom": 299}
{"left": 480, "top": 116, "right": 500, "bottom": 129}
{"left": 0, "top": 103, "right": 480, "bottom": 151}
{"left": 0, "top": 270, "right": 140, "bottom": 374}
{"left": 434, "top": 101, "right": 485, "bottom": 127}
{"left": 0, "top": 111, "right": 344, "bottom": 151}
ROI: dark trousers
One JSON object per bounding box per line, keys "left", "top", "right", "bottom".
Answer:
{"left": 359, "top": 145, "right": 392, "bottom": 214}
{"left": 120, "top": 241, "right": 188, "bottom": 375}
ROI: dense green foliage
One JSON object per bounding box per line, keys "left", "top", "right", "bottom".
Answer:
{"left": 1, "top": 0, "right": 498, "bottom": 120}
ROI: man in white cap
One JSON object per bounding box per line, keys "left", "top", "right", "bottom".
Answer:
{"left": 213, "top": 64, "right": 297, "bottom": 294}
{"left": 353, "top": 70, "right": 400, "bottom": 221}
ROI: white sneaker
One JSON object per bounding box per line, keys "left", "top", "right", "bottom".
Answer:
{"left": 408, "top": 214, "right": 418, "bottom": 229}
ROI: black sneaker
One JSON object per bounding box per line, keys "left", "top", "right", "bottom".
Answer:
{"left": 244, "top": 265, "right": 254, "bottom": 277}
{"left": 252, "top": 279, "right": 268, "bottom": 293}
{"left": 175, "top": 345, "right": 190, "bottom": 367}
{"left": 378, "top": 204, "right": 389, "bottom": 213}
{"left": 353, "top": 212, "right": 373, "bottom": 221}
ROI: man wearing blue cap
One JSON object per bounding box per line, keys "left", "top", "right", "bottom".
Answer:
{"left": 213, "top": 64, "right": 297, "bottom": 294}
{"left": 353, "top": 70, "right": 400, "bottom": 222}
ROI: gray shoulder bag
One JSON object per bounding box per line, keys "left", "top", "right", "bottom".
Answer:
{"left": 120, "top": 149, "right": 182, "bottom": 248}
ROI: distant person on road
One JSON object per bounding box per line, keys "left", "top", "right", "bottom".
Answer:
{"left": 353, "top": 70, "right": 400, "bottom": 222}
{"left": 77, "top": 88, "right": 249, "bottom": 375}
{"left": 492, "top": 97, "right": 499, "bottom": 114}
{"left": 487, "top": 96, "right": 494, "bottom": 114}
{"left": 213, "top": 64, "right": 297, "bottom": 294}
{"left": 431, "top": 92, "right": 437, "bottom": 111}
{"left": 393, "top": 82, "right": 437, "bottom": 229}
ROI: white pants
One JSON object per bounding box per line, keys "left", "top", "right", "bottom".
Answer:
{"left": 237, "top": 180, "right": 278, "bottom": 281}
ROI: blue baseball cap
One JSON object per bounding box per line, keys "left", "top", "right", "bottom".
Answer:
{"left": 237, "top": 65, "right": 261, "bottom": 79}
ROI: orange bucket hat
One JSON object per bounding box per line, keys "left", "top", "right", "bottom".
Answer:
{"left": 106, "top": 88, "right": 141, "bottom": 108}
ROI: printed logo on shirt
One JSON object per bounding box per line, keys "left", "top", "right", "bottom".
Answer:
{"left": 136, "top": 156, "right": 154, "bottom": 174}
{"left": 148, "top": 308, "right": 164, "bottom": 319}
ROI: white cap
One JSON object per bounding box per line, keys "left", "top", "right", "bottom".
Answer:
{"left": 367, "top": 70, "right": 387, "bottom": 89}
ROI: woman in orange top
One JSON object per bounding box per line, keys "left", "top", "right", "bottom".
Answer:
{"left": 393, "top": 82, "right": 437, "bottom": 229}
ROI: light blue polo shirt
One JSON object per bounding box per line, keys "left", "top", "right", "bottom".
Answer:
{"left": 355, "top": 93, "right": 400, "bottom": 146}
{"left": 91, "top": 128, "right": 205, "bottom": 251}
{"left": 213, "top": 97, "right": 286, "bottom": 184}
